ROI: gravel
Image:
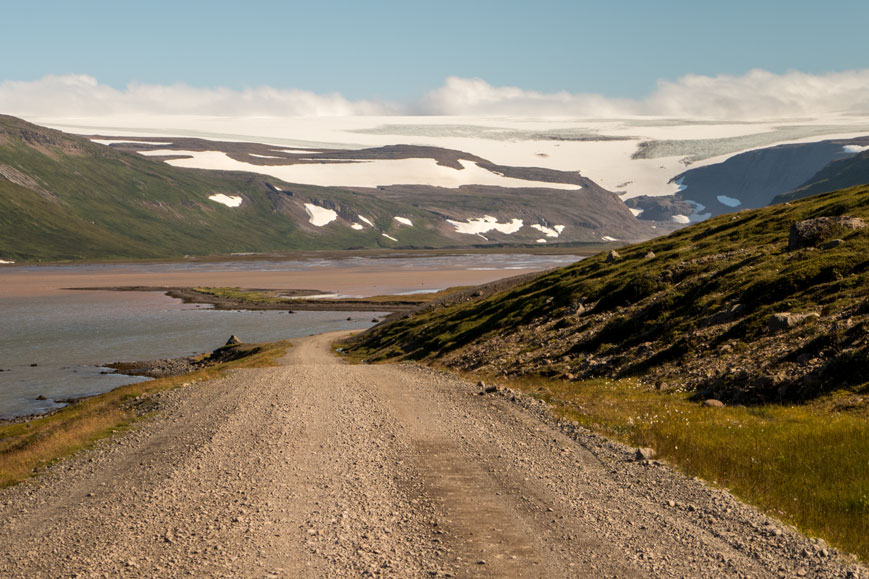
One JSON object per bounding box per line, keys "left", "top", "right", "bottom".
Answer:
{"left": 0, "top": 332, "right": 864, "bottom": 578}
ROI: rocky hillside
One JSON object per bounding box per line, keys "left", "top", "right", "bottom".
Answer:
{"left": 347, "top": 185, "right": 869, "bottom": 404}
{"left": 0, "top": 115, "right": 659, "bottom": 262}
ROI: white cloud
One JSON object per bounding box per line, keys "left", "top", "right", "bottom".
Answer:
{"left": 419, "top": 76, "right": 630, "bottom": 117}
{"left": 0, "top": 74, "right": 392, "bottom": 117}
{"left": 1, "top": 70, "right": 868, "bottom": 120}
{"left": 420, "top": 71, "right": 869, "bottom": 118}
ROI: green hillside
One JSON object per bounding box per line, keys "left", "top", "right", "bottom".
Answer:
{"left": 0, "top": 116, "right": 483, "bottom": 261}
{"left": 348, "top": 185, "right": 869, "bottom": 404}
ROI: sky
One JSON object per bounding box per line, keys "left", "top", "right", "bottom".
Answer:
{"left": 1, "top": 0, "right": 868, "bottom": 118}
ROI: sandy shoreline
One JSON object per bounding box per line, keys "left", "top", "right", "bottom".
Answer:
{"left": 0, "top": 258, "right": 578, "bottom": 298}
{"left": 69, "top": 286, "right": 440, "bottom": 312}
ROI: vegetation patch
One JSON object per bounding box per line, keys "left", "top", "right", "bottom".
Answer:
{"left": 460, "top": 370, "right": 869, "bottom": 563}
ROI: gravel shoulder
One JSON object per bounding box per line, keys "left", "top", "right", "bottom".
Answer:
{"left": 0, "top": 332, "right": 864, "bottom": 578}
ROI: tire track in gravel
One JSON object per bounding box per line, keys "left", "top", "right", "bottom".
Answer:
{"left": 0, "top": 332, "right": 865, "bottom": 578}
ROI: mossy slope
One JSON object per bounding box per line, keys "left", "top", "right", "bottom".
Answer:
{"left": 348, "top": 185, "right": 869, "bottom": 403}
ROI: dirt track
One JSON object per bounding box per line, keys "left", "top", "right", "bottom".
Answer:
{"left": 0, "top": 333, "right": 863, "bottom": 577}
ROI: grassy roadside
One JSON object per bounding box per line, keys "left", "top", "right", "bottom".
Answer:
{"left": 343, "top": 340, "right": 867, "bottom": 563}
{"left": 460, "top": 370, "right": 868, "bottom": 563}
{"left": 0, "top": 340, "right": 291, "bottom": 489}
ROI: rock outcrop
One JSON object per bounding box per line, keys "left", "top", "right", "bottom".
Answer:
{"left": 787, "top": 216, "right": 865, "bottom": 251}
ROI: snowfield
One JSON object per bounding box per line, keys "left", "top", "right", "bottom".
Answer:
{"left": 91, "top": 139, "right": 173, "bottom": 146}
{"left": 358, "top": 215, "right": 374, "bottom": 227}
{"left": 717, "top": 195, "right": 742, "bottom": 207}
{"left": 382, "top": 233, "right": 398, "bottom": 242}
{"left": 843, "top": 145, "right": 869, "bottom": 153}
{"left": 446, "top": 216, "right": 524, "bottom": 235}
{"left": 530, "top": 224, "right": 566, "bottom": 238}
{"left": 134, "top": 150, "right": 581, "bottom": 190}
{"left": 47, "top": 113, "right": 869, "bottom": 200}
{"left": 208, "top": 194, "right": 243, "bottom": 207}
{"left": 304, "top": 203, "right": 338, "bottom": 226}
{"left": 393, "top": 216, "right": 413, "bottom": 226}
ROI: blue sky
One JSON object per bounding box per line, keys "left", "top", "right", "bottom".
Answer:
{"left": 3, "top": 0, "right": 867, "bottom": 101}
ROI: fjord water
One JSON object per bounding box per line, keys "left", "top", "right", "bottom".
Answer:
{"left": 0, "top": 290, "right": 384, "bottom": 418}
{"left": 0, "top": 253, "right": 580, "bottom": 418}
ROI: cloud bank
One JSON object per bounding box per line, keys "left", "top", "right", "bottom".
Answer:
{"left": 1, "top": 70, "right": 868, "bottom": 119}
{"left": 0, "top": 75, "right": 391, "bottom": 117}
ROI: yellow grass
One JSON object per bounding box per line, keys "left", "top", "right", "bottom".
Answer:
{"left": 482, "top": 372, "right": 869, "bottom": 563}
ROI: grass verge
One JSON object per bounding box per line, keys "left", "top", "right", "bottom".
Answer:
{"left": 0, "top": 340, "right": 291, "bottom": 489}
{"left": 446, "top": 369, "right": 869, "bottom": 563}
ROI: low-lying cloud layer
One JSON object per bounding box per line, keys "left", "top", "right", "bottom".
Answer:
{"left": 2, "top": 70, "right": 868, "bottom": 119}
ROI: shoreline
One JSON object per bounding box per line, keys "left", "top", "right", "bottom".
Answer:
{"left": 0, "top": 340, "right": 270, "bottom": 426}
{"left": 67, "top": 286, "right": 431, "bottom": 312}
{"left": 0, "top": 244, "right": 607, "bottom": 268}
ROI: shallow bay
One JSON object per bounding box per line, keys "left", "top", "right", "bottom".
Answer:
{"left": 0, "top": 253, "right": 580, "bottom": 418}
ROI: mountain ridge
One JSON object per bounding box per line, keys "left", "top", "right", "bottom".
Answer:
{"left": 0, "top": 115, "right": 658, "bottom": 262}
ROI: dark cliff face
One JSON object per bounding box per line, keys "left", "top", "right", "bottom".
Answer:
{"left": 626, "top": 137, "right": 869, "bottom": 224}
{"left": 775, "top": 150, "right": 869, "bottom": 204}
{"left": 673, "top": 141, "right": 854, "bottom": 216}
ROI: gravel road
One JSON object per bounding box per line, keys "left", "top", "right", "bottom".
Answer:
{"left": 0, "top": 332, "right": 864, "bottom": 578}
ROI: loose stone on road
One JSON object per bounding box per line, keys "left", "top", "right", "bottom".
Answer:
{"left": 0, "top": 332, "right": 863, "bottom": 577}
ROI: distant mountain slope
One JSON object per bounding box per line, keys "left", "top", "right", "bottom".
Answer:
{"left": 0, "top": 116, "right": 658, "bottom": 262}
{"left": 626, "top": 137, "right": 869, "bottom": 222}
{"left": 774, "top": 150, "right": 869, "bottom": 204}
{"left": 348, "top": 185, "right": 869, "bottom": 404}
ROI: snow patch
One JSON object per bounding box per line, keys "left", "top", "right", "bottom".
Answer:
{"left": 843, "top": 145, "right": 869, "bottom": 153}
{"left": 0, "top": 259, "right": 15, "bottom": 264}
{"left": 530, "top": 224, "right": 565, "bottom": 238}
{"left": 394, "top": 216, "right": 413, "bottom": 226}
{"left": 208, "top": 194, "right": 242, "bottom": 208}
{"left": 249, "top": 153, "right": 284, "bottom": 159}
{"left": 91, "top": 139, "right": 173, "bottom": 146}
{"left": 137, "top": 149, "right": 199, "bottom": 157}
{"left": 601, "top": 236, "right": 619, "bottom": 241}
{"left": 446, "top": 215, "right": 523, "bottom": 235}
{"left": 629, "top": 208, "right": 644, "bottom": 217}
{"left": 536, "top": 238, "right": 547, "bottom": 243}
{"left": 382, "top": 233, "right": 398, "bottom": 242}
{"left": 351, "top": 223, "right": 364, "bottom": 230}
{"left": 672, "top": 214, "right": 691, "bottom": 224}
{"left": 304, "top": 203, "right": 338, "bottom": 226}
{"left": 274, "top": 148, "right": 319, "bottom": 154}
{"left": 145, "top": 150, "right": 581, "bottom": 190}
{"left": 358, "top": 215, "right": 374, "bottom": 227}
{"left": 716, "top": 195, "right": 742, "bottom": 207}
